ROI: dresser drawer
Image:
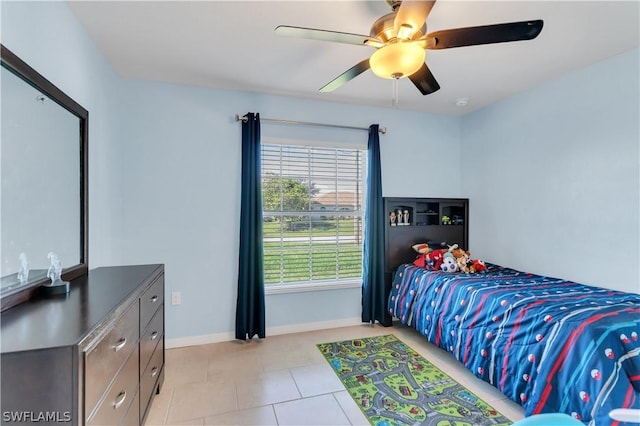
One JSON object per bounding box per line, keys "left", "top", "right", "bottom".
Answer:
{"left": 140, "top": 307, "right": 163, "bottom": 376}
{"left": 140, "top": 274, "right": 164, "bottom": 328}
{"left": 85, "top": 301, "right": 139, "bottom": 414}
{"left": 140, "top": 338, "right": 164, "bottom": 421}
{"left": 88, "top": 347, "right": 139, "bottom": 425}
{"left": 121, "top": 388, "right": 140, "bottom": 426}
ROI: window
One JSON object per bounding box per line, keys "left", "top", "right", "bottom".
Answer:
{"left": 261, "top": 142, "right": 366, "bottom": 291}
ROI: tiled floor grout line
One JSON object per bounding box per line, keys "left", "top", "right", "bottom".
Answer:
{"left": 331, "top": 392, "right": 356, "bottom": 426}
{"left": 161, "top": 387, "right": 174, "bottom": 425}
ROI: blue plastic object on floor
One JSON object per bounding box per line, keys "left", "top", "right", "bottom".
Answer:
{"left": 510, "top": 413, "right": 584, "bottom": 426}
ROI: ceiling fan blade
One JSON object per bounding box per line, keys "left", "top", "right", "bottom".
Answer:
{"left": 394, "top": 1, "right": 436, "bottom": 39}
{"left": 275, "top": 25, "right": 382, "bottom": 47}
{"left": 319, "top": 59, "right": 371, "bottom": 93}
{"left": 408, "top": 63, "right": 440, "bottom": 95}
{"left": 426, "top": 20, "right": 543, "bottom": 49}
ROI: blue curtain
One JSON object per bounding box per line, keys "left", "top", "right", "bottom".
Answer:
{"left": 362, "top": 124, "right": 391, "bottom": 326}
{"left": 235, "top": 112, "right": 266, "bottom": 340}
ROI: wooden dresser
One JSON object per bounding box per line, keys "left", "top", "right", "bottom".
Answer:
{"left": 0, "top": 264, "right": 165, "bottom": 425}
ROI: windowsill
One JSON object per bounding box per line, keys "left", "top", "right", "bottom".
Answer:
{"left": 265, "top": 278, "right": 362, "bottom": 295}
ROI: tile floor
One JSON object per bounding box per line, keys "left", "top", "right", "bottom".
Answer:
{"left": 145, "top": 323, "right": 525, "bottom": 425}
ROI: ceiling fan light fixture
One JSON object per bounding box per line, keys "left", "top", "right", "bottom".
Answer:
{"left": 369, "top": 42, "right": 425, "bottom": 79}
{"left": 396, "top": 23, "right": 415, "bottom": 40}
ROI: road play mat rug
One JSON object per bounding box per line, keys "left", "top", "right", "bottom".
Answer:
{"left": 317, "top": 334, "right": 512, "bottom": 426}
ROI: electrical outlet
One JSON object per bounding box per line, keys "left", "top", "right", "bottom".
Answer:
{"left": 171, "top": 291, "right": 181, "bottom": 305}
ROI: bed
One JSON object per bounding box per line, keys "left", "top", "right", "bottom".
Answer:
{"left": 388, "top": 261, "right": 640, "bottom": 425}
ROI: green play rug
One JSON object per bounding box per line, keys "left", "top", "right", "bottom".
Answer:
{"left": 317, "top": 334, "right": 512, "bottom": 426}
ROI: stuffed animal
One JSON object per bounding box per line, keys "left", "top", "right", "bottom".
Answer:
{"left": 447, "top": 244, "right": 471, "bottom": 273}
{"left": 457, "top": 252, "right": 472, "bottom": 273}
{"left": 440, "top": 253, "right": 458, "bottom": 273}
{"left": 446, "top": 244, "right": 489, "bottom": 274}
{"left": 413, "top": 242, "right": 486, "bottom": 273}
{"left": 449, "top": 244, "right": 462, "bottom": 257}
{"left": 412, "top": 243, "right": 430, "bottom": 268}
{"left": 411, "top": 242, "right": 448, "bottom": 270}
{"left": 425, "top": 248, "right": 447, "bottom": 270}
{"left": 470, "top": 259, "right": 487, "bottom": 273}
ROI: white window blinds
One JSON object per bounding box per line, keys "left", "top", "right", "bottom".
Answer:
{"left": 261, "top": 143, "right": 366, "bottom": 286}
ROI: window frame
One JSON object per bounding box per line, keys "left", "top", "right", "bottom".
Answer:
{"left": 260, "top": 136, "right": 367, "bottom": 294}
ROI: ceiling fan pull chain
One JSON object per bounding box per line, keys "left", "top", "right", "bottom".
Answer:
{"left": 392, "top": 78, "right": 399, "bottom": 108}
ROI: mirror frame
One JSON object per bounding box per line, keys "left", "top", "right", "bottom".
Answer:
{"left": 1, "top": 44, "right": 88, "bottom": 311}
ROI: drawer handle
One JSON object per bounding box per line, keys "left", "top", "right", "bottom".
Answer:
{"left": 113, "top": 390, "right": 127, "bottom": 410}
{"left": 150, "top": 295, "right": 159, "bottom": 303}
{"left": 151, "top": 366, "right": 159, "bottom": 378}
{"left": 150, "top": 331, "right": 159, "bottom": 340}
{"left": 113, "top": 337, "right": 127, "bottom": 352}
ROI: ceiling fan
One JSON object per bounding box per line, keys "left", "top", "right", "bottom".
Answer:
{"left": 275, "top": 0, "right": 543, "bottom": 95}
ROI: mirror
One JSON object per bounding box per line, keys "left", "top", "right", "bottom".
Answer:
{"left": 0, "top": 44, "right": 88, "bottom": 311}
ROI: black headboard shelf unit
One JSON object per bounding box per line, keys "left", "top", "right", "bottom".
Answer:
{"left": 383, "top": 197, "right": 469, "bottom": 282}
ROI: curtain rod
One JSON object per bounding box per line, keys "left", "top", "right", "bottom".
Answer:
{"left": 234, "top": 114, "right": 386, "bottom": 134}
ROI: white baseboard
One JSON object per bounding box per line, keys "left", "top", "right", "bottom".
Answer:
{"left": 267, "top": 316, "right": 363, "bottom": 337}
{"left": 165, "top": 331, "right": 235, "bottom": 349}
{"left": 165, "top": 316, "right": 363, "bottom": 349}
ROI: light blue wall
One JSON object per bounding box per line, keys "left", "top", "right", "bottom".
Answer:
{"left": 461, "top": 48, "right": 640, "bottom": 293}
{"left": 1, "top": 1, "right": 124, "bottom": 268}
{"left": 115, "top": 78, "right": 461, "bottom": 339}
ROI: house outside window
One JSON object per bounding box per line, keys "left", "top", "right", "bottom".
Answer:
{"left": 261, "top": 141, "right": 366, "bottom": 293}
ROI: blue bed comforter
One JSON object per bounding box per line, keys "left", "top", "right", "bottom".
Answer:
{"left": 388, "top": 263, "right": 640, "bottom": 425}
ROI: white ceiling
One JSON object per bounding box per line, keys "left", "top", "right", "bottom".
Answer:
{"left": 67, "top": 1, "right": 640, "bottom": 116}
